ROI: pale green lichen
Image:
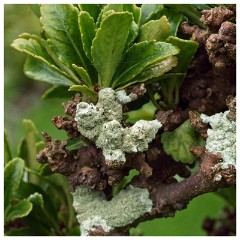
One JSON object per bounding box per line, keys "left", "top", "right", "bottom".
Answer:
{"left": 115, "top": 89, "right": 137, "bottom": 104}
{"left": 122, "top": 120, "right": 161, "bottom": 152}
{"left": 201, "top": 110, "right": 236, "bottom": 180}
{"left": 75, "top": 88, "right": 162, "bottom": 164}
{"left": 72, "top": 184, "right": 153, "bottom": 236}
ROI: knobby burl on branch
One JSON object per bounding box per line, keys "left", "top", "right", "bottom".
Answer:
{"left": 37, "top": 85, "right": 235, "bottom": 236}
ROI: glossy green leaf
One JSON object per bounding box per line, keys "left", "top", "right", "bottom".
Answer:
{"left": 92, "top": 12, "right": 133, "bottom": 87}
{"left": 12, "top": 37, "right": 76, "bottom": 86}
{"left": 12, "top": 33, "right": 81, "bottom": 84}
{"left": 112, "top": 41, "right": 179, "bottom": 89}
{"left": 24, "top": 55, "right": 74, "bottom": 86}
{"left": 138, "top": 16, "right": 170, "bottom": 42}
{"left": 4, "top": 130, "right": 12, "bottom": 165}
{"left": 165, "top": 4, "right": 205, "bottom": 28}
{"left": 40, "top": 4, "right": 91, "bottom": 71}
{"left": 5, "top": 199, "right": 32, "bottom": 223}
{"left": 72, "top": 64, "right": 92, "bottom": 87}
{"left": 79, "top": 4, "right": 101, "bottom": 22}
{"left": 166, "top": 36, "right": 199, "bottom": 88}
{"left": 161, "top": 120, "right": 204, "bottom": 164}
{"left": 140, "top": 4, "right": 164, "bottom": 25}
{"left": 131, "top": 56, "right": 178, "bottom": 83}
{"left": 4, "top": 158, "right": 25, "bottom": 207}
{"left": 41, "top": 85, "right": 75, "bottom": 99}
{"left": 148, "top": 8, "right": 183, "bottom": 36}
{"left": 78, "top": 11, "right": 96, "bottom": 62}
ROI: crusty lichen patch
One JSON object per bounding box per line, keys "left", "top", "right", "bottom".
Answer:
{"left": 201, "top": 110, "right": 236, "bottom": 180}
{"left": 72, "top": 185, "right": 153, "bottom": 236}
{"left": 75, "top": 88, "right": 162, "bottom": 165}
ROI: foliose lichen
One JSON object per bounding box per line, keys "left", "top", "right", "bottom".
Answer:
{"left": 72, "top": 184, "right": 153, "bottom": 236}
{"left": 75, "top": 88, "right": 162, "bottom": 165}
{"left": 201, "top": 110, "right": 236, "bottom": 177}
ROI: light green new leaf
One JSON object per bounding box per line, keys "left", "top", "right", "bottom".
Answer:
{"left": 92, "top": 12, "right": 133, "bottom": 87}
{"left": 5, "top": 199, "right": 33, "bottom": 223}
{"left": 79, "top": 4, "right": 101, "bottom": 22}
{"left": 138, "top": 16, "right": 170, "bottom": 42}
{"left": 4, "top": 130, "right": 12, "bottom": 165}
{"left": 78, "top": 11, "right": 96, "bottom": 62}
{"left": 161, "top": 120, "right": 204, "bottom": 164}
{"left": 4, "top": 158, "right": 25, "bottom": 208}
{"left": 24, "top": 56, "right": 74, "bottom": 86}
{"left": 41, "top": 85, "right": 75, "bottom": 99}
{"left": 72, "top": 64, "right": 92, "bottom": 87}
{"left": 140, "top": 4, "right": 164, "bottom": 25}
{"left": 40, "top": 4, "right": 91, "bottom": 71}
{"left": 112, "top": 41, "right": 179, "bottom": 88}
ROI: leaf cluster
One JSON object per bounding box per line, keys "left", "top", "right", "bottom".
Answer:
{"left": 11, "top": 4, "right": 200, "bottom": 103}
{"left": 4, "top": 121, "right": 79, "bottom": 236}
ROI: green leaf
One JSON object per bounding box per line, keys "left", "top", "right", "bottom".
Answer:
{"left": 11, "top": 37, "right": 54, "bottom": 64}
{"left": 69, "top": 85, "right": 97, "bottom": 102}
{"left": 5, "top": 199, "right": 33, "bottom": 223}
{"left": 131, "top": 56, "right": 178, "bottom": 83}
{"left": 66, "top": 138, "right": 88, "bottom": 151}
{"left": 41, "top": 85, "right": 76, "bottom": 99}
{"left": 17, "top": 119, "right": 40, "bottom": 179}
{"left": 165, "top": 4, "right": 205, "bottom": 28}
{"left": 4, "top": 158, "right": 25, "bottom": 207}
{"left": 138, "top": 16, "right": 170, "bottom": 42}
{"left": 148, "top": 8, "right": 183, "bottom": 36}
{"left": 161, "top": 120, "right": 204, "bottom": 163}
{"left": 4, "top": 130, "right": 12, "bottom": 165}
{"left": 24, "top": 55, "right": 74, "bottom": 86}
{"left": 112, "top": 41, "right": 179, "bottom": 89}
{"left": 78, "top": 11, "right": 96, "bottom": 62}
{"left": 30, "top": 4, "right": 41, "bottom": 18}
{"left": 40, "top": 4, "right": 91, "bottom": 71}
{"left": 140, "top": 4, "right": 164, "bottom": 25}
{"left": 123, "top": 4, "right": 141, "bottom": 24}
{"left": 27, "top": 193, "right": 59, "bottom": 230}
{"left": 72, "top": 64, "right": 92, "bottom": 87}
{"left": 125, "top": 21, "right": 139, "bottom": 50}
{"left": 11, "top": 37, "right": 76, "bottom": 86}
{"left": 79, "top": 4, "right": 101, "bottom": 22}
{"left": 92, "top": 12, "right": 133, "bottom": 87}
{"left": 166, "top": 36, "right": 199, "bottom": 90}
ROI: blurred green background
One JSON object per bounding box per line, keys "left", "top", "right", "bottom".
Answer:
{"left": 4, "top": 4, "right": 231, "bottom": 236}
